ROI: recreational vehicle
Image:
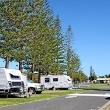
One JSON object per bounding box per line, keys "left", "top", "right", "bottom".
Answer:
{"left": 40, "top": 75, "right": 73, "bottom": 90}
{"left": 0, "top": 68, "right": 28, "bottom": 97}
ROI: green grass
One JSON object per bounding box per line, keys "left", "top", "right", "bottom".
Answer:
{"left": 0, "top": 89, "right": 88, "bottom": 107}
{"left": 88, "top": 83, "right": 110, "bottom": 90}
{"left": 0, "top": 83, "right": 109, "bottom": 107}
{"left": 91, "top": 83, "right": 110, "bottom": 88}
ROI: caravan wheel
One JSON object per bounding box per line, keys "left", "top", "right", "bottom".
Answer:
{"left": 28, "top": 88, "right": 35, "bottom": 94}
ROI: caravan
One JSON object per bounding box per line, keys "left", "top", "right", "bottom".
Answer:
{"left": 41, "top": 75, "right": 73, "bottom": 90}
{"left": 0, "top": 68, "right": 28, "bottom": 97}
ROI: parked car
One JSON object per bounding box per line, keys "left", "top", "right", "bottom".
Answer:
{"left": 27, "top": 79, "right": 44, "bottom": 94}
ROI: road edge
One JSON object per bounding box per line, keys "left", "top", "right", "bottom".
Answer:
{"left": 99, "top": 101, "right": 110, "bottom": 110}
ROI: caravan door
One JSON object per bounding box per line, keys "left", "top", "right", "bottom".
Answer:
{"left": 41, "top": 77, "right": 53, "bottom": 89}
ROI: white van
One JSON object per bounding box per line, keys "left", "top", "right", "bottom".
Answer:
{"left": 0, "top": 68, "right": 28, "bottom": 97}
{"left": 40, "top": 75, "right": 73, "bottom": 90}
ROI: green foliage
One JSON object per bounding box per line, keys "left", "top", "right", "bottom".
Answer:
{"left": 105, "top": 74, "right": 110, "bottom": 78}
{"left": 72, "top": 70, "right": 88, "bottom": 83}
{"left": 64, "top": 25, "right": 83, "bottom": 81}
{"left": 0, "top": 0, "right": 18, "bottom": 68}
{"left": 51, "top": 15, "right": 65, "bottom": 74}
{"left": 0, "top": 0, "right": 87, "bottom": 81}
{"left": 89, "top": 66, "right": 97, "bottom": 81}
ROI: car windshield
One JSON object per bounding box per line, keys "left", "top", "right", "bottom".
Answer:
{"left": 27, "top": 79, "right": 34, "bottom": 83}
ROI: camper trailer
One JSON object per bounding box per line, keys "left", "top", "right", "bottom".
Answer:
{"left": 0, "top": 68, "right": 28, "bottom": 97}
{"left": 40, "top": 75, "right": 73, "bottom": 90}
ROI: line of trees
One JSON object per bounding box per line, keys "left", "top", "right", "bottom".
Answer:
{"left": 0, "top": 0, "right": 88, "bottom": 82}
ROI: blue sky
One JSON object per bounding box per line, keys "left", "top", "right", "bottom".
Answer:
{"left": 0, "top": 0, "right": 110, "bottom": 77}
{"left": 48, "top": 0, "right": 110, "bottom": 76}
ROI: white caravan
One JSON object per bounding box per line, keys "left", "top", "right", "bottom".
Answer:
{"left": 0, "top": 68, "right": 28, "bottom": 97}
{"left": 40, "top": 75, "right": 73, "bottom": 90}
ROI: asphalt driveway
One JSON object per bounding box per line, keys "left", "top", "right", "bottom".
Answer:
{"left": 0, "top": 90, "right": 110, "bottom": 110}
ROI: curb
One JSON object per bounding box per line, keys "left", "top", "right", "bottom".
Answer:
{"left": 99, "top": 101, "right": 110, "bottom": 110}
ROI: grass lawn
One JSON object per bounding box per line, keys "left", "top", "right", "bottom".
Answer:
{"left": 0, "top": 89, "right": 88, "bottom": 107}
{"left": 89, "top": 83, "right": 110, "bottom": 89}
{"left": 0, "top": 83, "right": 109, "bottom": 107}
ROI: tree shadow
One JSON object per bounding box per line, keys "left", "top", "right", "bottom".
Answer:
{"left": 105, "top": 97, "right": 110, "bottom": 100}
{"left": 0, "top": 94, "right": 22, "bottom": 98}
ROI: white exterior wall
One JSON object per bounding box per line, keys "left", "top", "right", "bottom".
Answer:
{"left": 0, "top": 68, "right": 9, "bottom": 87}
{"left": 22, "top": 74, "right": 28, "bottom": 87}
{"left": 52, "top": 75, "right": 68, "bottom": 88}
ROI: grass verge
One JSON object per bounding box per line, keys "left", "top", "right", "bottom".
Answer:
{"left": 0, "top": 89, "right": 88, "bottom": 107}
{"left": 0, "top": 83, "right": 109, "bottom": 108}
{"left": 89, "top": 84, "right": 110, "bottom": 90}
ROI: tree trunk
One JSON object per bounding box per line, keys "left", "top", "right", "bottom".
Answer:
{"left": 31, "top": 63, "right": 34, "bottom": 80}
{"left": 47, "top": 71, "right": 49, "bottom": 75}
{"left": 19, "top": 60, "right": 22, "bottom": 72}
{"left": 38, "top": 69, "right": 41, "bottom": 83}
{"left": 5, "top": 56, "right": 9, "bottom": 68}
{"left": 38, "top": 62, "right": 42, "bottom": 83}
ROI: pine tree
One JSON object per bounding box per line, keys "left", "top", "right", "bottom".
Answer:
{"left": 65, "top": 25, "right": 74, "bottom": 76}
{"left": 24, "top": 0, "right": 56, "bottom": 82}
{"left": 89, "top": 66, "right": 97, "bottom": 81}
{"left": 53, "top": 15, "right": 65, "bottom": 74}
{"left": 0, "top": 0, "right": 18, "bottom": 68}
{"left": 12, "top": 0, "right": 29, "bottom": 72}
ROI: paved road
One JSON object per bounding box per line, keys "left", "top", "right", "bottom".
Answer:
{"left": 0, "top": 90, "right": 110, "bottom": 110}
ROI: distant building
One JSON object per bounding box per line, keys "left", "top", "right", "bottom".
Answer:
{"left": 97, "top": 78, "right": 110, "bottom": 84}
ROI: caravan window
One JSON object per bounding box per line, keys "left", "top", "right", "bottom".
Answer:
{"left": 10, "top": 73, "right": 21, "bottom": 80}
{"left": 53, "top": 78, "right": 58, "bottom": 82}
{"left": 12, "top": 82, "right": 22, "bottom": 86}
{"left": 45, "top": 78, "right": 50, "bottom": 83}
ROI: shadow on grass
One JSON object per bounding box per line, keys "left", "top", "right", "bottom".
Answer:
{"left": 102, "top": 89, "right": 110, "bottom": 91}
{"left": 81, "top": 88, "right": 102, "bottom": 91}
{"left": 105, "top": 97, "right": 110, "bottom": 101}
{"left": 82, "top": 88, "right": 110, "bottom": 91}
{"left": 0, "top": 95, "right": 22, "bottom": 98}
